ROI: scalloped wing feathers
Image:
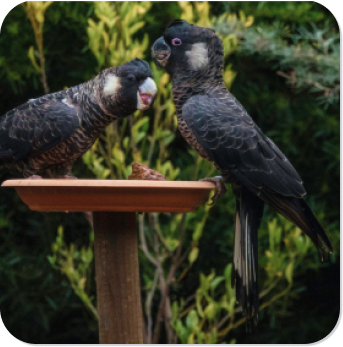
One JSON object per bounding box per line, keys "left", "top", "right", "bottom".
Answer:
{"left": 182, "top": 94, "right": 305, "bottom": 198}
{"left": 0, "top": 93, "right": 81, "bottom": 160}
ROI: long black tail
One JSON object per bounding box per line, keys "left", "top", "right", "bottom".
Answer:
{"left": 232, "top": 185, "right": 264, "bottom": 329}
{"left": 260, "top": 190, "right": 333, "bottom": 260}
{"left": 231, "top": 185, "right": 332, "bottom": 329}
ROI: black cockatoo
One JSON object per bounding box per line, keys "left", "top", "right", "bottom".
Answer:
{"left": 0, "top": 59, "right": 157, "bottom": 178}
{"left": 152, "top": 20, "right": 332, "bottom": 327}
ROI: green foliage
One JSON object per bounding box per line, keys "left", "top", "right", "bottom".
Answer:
{"left": 47, "top": 226, "right": 98, "bottom": 320}
{"left": 223, "top": 2, "right": 328, "bottom": 25}
{"left": 0, "top": 1, "right": 339, "bottom": 344}
{"left": 238, "top": 22, "right": 339, "bottom": 107}
{"left": 87, "top": 1, "right": 151, "bottom": 69}
{"left": 22, "top": 1, "right": 53, "bottom": 93}
{"left": 171, "top": 265, "right": 236, "bottom": 344}
{"left": 171, "top": 217, "right": 317, "bottom": 343}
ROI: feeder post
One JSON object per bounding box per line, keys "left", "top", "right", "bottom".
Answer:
{"left": 93, "top": 212, "right": 143, "bottom": 344}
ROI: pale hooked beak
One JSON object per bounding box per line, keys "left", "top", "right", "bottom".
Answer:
{"left": 152, "top": 37, "right": 171, "bottom": 67}
{"left": 137, "top": 77, "right": 157, "bottom": 110}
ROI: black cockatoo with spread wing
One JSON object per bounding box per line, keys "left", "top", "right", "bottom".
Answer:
{"left": 152, "top": 20, "right": 332, "bottom": 327}
{"left": 0, "top": 59, "right": 157, "bottom": 178}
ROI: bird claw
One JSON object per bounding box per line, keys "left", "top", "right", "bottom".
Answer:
{"left": 199, "top": 176, "right": 227, "bottom": 205}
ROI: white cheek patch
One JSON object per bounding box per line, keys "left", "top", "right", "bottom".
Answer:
{"left": 185, "top": 43, "right": 209, "bottom": 70}
{"left": 104, "top": 74, "right": 121, "bottom": 96}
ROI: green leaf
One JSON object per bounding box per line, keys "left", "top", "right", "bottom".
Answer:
{"left": 27, "top": 46, "right": 41, "bottom": 72}
{"left": 224, "top": 263, "right": 232, "bottom": 282}
{"left": 171, "top": 301, "right": 179, "bottom": 316}
{"left": 165, "top": 237, "right": 179, "bottom": 251}
{"left": 180, "top": 326, "right": 190, "bottom": 344}
{"left": 285, "top": 261, "right": 294, "bottom": 284}
{"left": 186, "top": 310, "right": 199, "bottom": 333}
{"left": 211, "top": 276, "right": 224, "bottom": 290}
{"left": 196, "top": 291, "right": 205, "bottom": 318}
{"left": 128, "top": 21, "right": 145, "bottom": 36}
{"left": 187, "top": 333, "right": 194, "bottom": 344}
{"left": 204, "top": 302, "right": 216, "bottom": 320}
{"left": 192, "top": 224, "right": 203, "bottom": 241}
{"left": 200, "top": 273, "right": 210, "bottom": 292}
{"left": 188, "top": 247, "right": 199, "bottom": 264}
{"left": 47, "top": 255, "right": 55, "bottom": 266}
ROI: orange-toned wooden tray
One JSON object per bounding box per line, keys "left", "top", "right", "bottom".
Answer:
{"left": 1, "top": 179, "right": 215, "bottom": 213}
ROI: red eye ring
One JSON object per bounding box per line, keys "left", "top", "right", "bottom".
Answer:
{"left": 171, "top": 38, "right": 182, "bottom": 46}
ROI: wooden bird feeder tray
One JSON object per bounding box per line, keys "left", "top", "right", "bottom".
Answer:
{"left": 2, "top": 179, "right": 213, "bottom": 213}
{"left": 2, "top": 179, "right": 214, "bottom": 344}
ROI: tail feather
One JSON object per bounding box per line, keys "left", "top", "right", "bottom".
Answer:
{"left": 232, "top": 186, "right": 264, "bottom": 329}
{"left": 260, "top": 190, "right": 333, "bottom": 260}
{"left": 230, "top": 184, "right": 332, "bottom": 329}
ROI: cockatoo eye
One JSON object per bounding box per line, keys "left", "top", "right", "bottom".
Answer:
{"left": 171, "top": 38, "right": 182, "bottom": 46}
{"left": 127, "top": 74, "right": 137, "bottom": 82}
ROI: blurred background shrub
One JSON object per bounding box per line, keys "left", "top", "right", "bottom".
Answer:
{"left": 0, "top": 1, "right": 339, "bottom": 344}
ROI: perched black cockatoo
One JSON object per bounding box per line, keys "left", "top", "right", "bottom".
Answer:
{"left": 152, "top": 20, "right": 332, "bottom": 327}
{"left": 0, "top": 59, "right": 157, "bottom": 178}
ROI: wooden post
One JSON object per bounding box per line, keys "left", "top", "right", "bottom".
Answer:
{"left": 93, "top": 212, "right": 143, "bottom": 344}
